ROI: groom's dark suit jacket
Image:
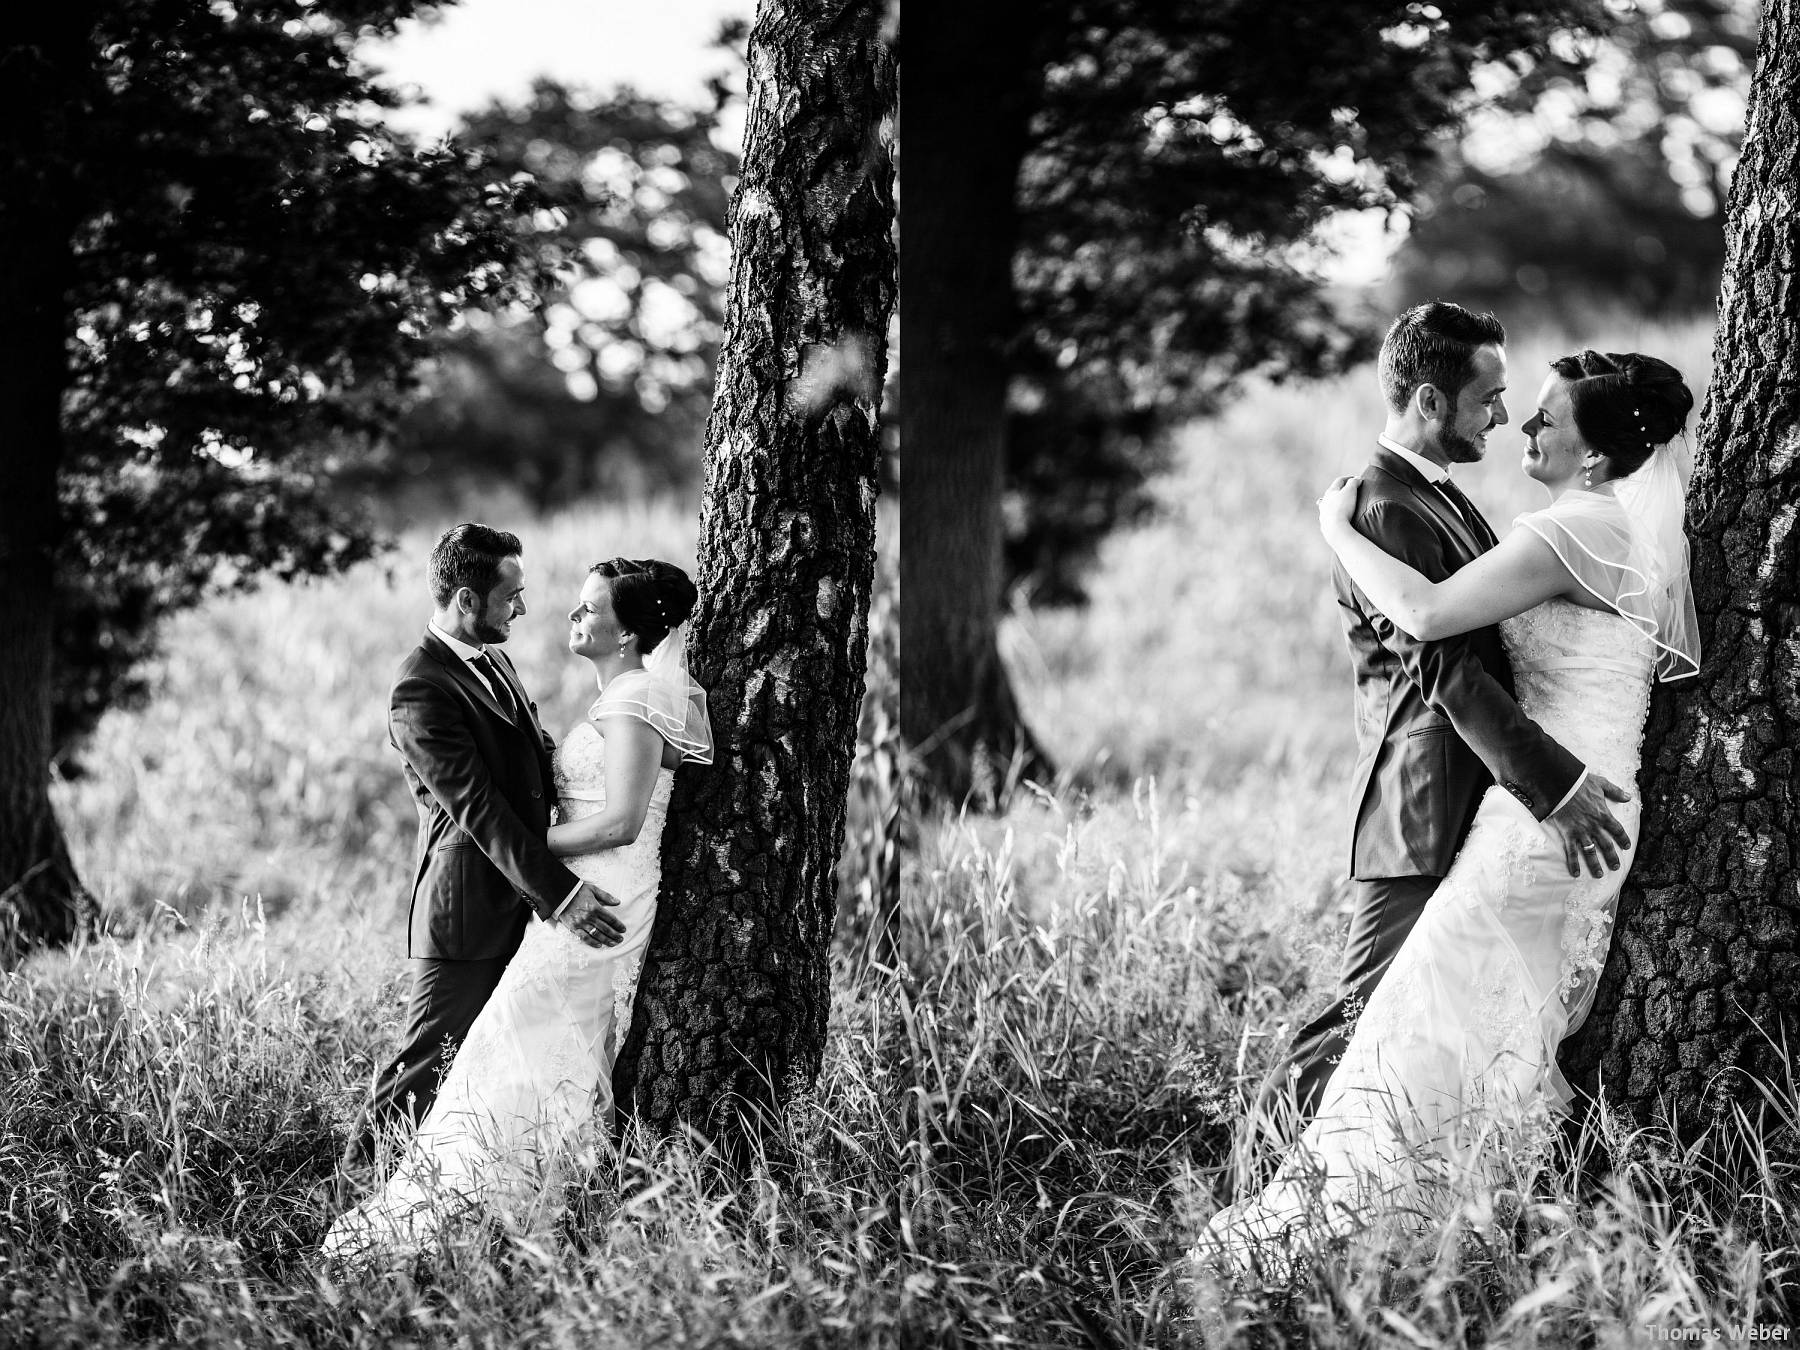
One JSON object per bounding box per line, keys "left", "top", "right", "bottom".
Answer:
{"left": 389, "top": 630, "right": 581, "bottom": 960}
{"left": 1335, "top": 446, "right": 1583, "bottom": 878}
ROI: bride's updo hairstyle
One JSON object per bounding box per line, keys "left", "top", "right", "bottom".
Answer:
{"left": 1548, "top": 350, "right": 1695, "bottom": 479}
{"left": 589, "top": 557, "right": 699, "bottom": 654}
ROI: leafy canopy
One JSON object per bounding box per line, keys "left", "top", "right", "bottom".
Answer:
{"left": 23, "top": 0, "right": 557, "bottom": 760}
{"left": 365, "top": 78, "right": 740, "bottom": 510}
{"left": 1395, "top": 0, "right": 1754, "bottom": 318}
{"left": 1005, "top": 0, "right": 1609, "bottom": 600}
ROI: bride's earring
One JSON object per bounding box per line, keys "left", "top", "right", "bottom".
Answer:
{"left": 1583, "top": 459, "right": 1595, "bottom": 489}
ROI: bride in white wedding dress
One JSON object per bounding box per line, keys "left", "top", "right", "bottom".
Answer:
{"left": 324, "top": 558, "right": 711, "bottom": 1265}
{"left": 1198, "top": 351, "right": 1701, "bottom": 1278}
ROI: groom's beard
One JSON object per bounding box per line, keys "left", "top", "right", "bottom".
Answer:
{"left": 473, "top": 617, "right": 510, "bottom": 645}
{"left": 1439, "top": 391, "right": 1486, "bottom": 464}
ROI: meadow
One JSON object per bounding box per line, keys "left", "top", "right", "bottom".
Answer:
{"left": 5, "top": 316, "right": 1794, "bottom": 1348}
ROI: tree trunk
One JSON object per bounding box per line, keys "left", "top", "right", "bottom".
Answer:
{"left": 896, "top": 0, "right": 1052, "bottom": 807}
{"left": 612, "top": 0, "right": 897, "bottom": 1139}
{"left": 0, "top": 21, "right": 101, "bottom": 965}
{"left": 1560, "top": 1, "right": 1800, "bottom": 1134}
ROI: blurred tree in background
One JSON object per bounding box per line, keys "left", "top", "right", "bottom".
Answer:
{"left": 903, "top": 0, "right": 1610, "bottom": 802}
{"left": 346, "top": 72, "right": 742, "bottom": 510}
{"left": 1392, "top": 0, "right": 1756, "bottom": 320}
{"left": 1, "top": 0, "right": 553, "bottom": 960}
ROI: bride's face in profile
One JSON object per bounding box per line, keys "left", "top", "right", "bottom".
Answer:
{"left": 567, "top": 574, "right": 626, "bottom": 661}
{"left": 1519, "top": 374, "right": 1588, "bottom": 490}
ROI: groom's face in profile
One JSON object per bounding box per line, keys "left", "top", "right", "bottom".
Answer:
{"left": 1434, "top": 342, "right": 1509, "bottom": 465}
{"left": 469, "top": 556, "right": 527, "bottom": 645}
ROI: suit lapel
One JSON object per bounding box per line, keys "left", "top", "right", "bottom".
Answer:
{"left": 420, "top": 630, "right": 519, "bottom": 728}
{"left": 487, "top": 648, "right": 558, "bottom": 782}
{"left": 1368, "top": 447, "right": 1487, "bottom": 558}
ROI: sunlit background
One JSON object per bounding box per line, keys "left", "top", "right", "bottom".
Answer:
{"left": 17, "top": 4, "right": 1788, "bottom": 1345}
{"left": 365, "top": 0, "right": 749, "bottom": 143}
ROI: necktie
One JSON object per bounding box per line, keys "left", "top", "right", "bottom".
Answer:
{"left": 472, "top": 652, "right": 519, "bottom": 720}
{"left": 1437, "top": 477, "right": 1489, "bottom": 544}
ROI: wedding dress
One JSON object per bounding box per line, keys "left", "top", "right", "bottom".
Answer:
{"left": 1199, "top": 486, "right": 1694, "bottom": 1277}
{"left": 322, "top": 672, "right": 674, "bottom": 1264}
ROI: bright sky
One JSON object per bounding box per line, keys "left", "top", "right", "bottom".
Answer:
{"left": 357, "top": 0, "right": 1397, "bottom": 284}
{"left": 361, "top": 0, "right": 752, "bottom": 139}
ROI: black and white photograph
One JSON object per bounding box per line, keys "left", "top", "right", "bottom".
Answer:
{"left": 2, "top": 0, "right": 1795, "bottom": 1344}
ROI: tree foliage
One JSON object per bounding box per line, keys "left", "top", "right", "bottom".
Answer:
{"left": 1394, "top": 0, "right": 1757, "bottom": 320}
{"left": 993, "top": 0, "right": 1611, "bottom": 603}
{"left": 21, "top": 0, "right": 552, "bottom": 764}
{"left": 357, "top": 77, "right": 741, "bottom": 511}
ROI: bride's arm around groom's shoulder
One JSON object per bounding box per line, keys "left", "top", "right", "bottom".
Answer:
{"left": 1323, "top": 479, "right": 1635, "bottom": 875}
{"left": 1328, "top": 482, "right": 1587, "bottom": 827}
{"left": 1323, "top": 479, "right": 1581, "bottom": 643}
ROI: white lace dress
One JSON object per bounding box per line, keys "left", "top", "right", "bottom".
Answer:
{"left": 1200, "top": 594, "right": 1655, "bottom": 1274}
{"left": 323, "top": 696, "right": 672, "bottom": 1264}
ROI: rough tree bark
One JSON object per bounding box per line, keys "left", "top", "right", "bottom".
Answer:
{"left": 612, "top": 0, "right": 897, "bottom": 1138}
{"left": 0, "top": 18, "right": 102, "bottom": 963}
{"left": 1561, "top": 0, "right": 1800, "bottom": 1132}
{"left": 897, "top": 0, "right": 1052, "bottom": 806}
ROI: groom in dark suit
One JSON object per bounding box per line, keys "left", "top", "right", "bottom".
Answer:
{"left": 342, "top": 523, "right": 625, "bottom": 1168}
{"left": 1264, "top": 302, "right": 1634, "bottom": 1133}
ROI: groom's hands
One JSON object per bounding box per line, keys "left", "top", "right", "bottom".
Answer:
{"left": 1548, "top": 773, "right": 1634, "bottom": 877}
{"left": 559, "top": 883, "right": 626, "bottom": 947}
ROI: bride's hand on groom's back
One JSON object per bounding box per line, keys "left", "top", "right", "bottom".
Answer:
{"left": 1317, "top": 475, "right": 1361, "bottom": 537}
{"left": 560, "top": 883, "right": 626, "bottom": 947}
{"left": 1547, "top": 773, "right": 1634, "bottom": 877}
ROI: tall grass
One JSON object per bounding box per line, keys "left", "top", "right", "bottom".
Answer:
{"left": 7, "top": 785, "right": 1791, "bottom": 1346}
{"left": 924, "top": 313, "right": 1793, "bottom": 1340}
{"left": 11, "top": 318, "right": 1792, "bottom": 1346}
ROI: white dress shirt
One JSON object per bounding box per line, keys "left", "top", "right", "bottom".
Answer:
{"left": 1377, "top": 432, "right": 1450, "bottom": 485}
{"left": 1370, "top": 437, "right": 1588, "bottom": 816}
{"left": 430, "top": 621, "right": 503, "bottom": 701}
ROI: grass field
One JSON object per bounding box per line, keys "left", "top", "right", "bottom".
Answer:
{"left": 6, "top": 317, "right": 1794, "bottom": 1347}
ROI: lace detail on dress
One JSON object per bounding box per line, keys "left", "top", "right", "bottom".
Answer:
{"left": 1198, "top": 598, "right": 1657, "bottom": 1280}
{"left": 1499, "top": 601, "right": 1655, "bottom": 786}
{"left": 1439, "top": 805, "right": 1538, "bottom": 914}
{"left": 323, "top": 716, "right": 672, "bottom": 1267}
{"left": 553, "top": 706, "right": 671, "bottom": 1098}
{"left": 1557, "top": 875, "right": 1614, "bottom": 1000}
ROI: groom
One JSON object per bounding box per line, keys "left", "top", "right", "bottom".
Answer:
{"left": 341, "top": 523, "right": 625, "bottom": 1169}
{"left": 1266, "top": 301, "right": 1634, "bottom": 1132}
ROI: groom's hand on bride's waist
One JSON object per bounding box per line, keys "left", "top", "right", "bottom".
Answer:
{"left": 558, "top": 884, "right": 626, "bottom": 947}
{"left": 1547, "top": 773, "right": 1634, "bottom": 878}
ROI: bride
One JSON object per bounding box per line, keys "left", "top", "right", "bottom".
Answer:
{"left": 1198, "top": 350, "right": 1700, "bottom": 1276}
{"left": 324, "top": 557, "right": 710, "bottom": 1264}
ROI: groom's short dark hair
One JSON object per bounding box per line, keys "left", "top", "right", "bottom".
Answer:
{"left": 1379, "top": 301, "right": 1506, "bottom": 412}
{"left": 430, "top": 523, "right": 523, "bottom": 606}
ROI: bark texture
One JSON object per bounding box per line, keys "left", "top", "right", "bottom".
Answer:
{"left": 1560, "top": 1, "right": 1800, "bottom": 1128}
{"left": 897, "top": 0, "right": 1051, "bottom": 806}
{"left": 0, "top": 19, "right": 101, "bottom": 964}
{"left": 612, "top": 0, "right": 896, "bottom": 1137}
